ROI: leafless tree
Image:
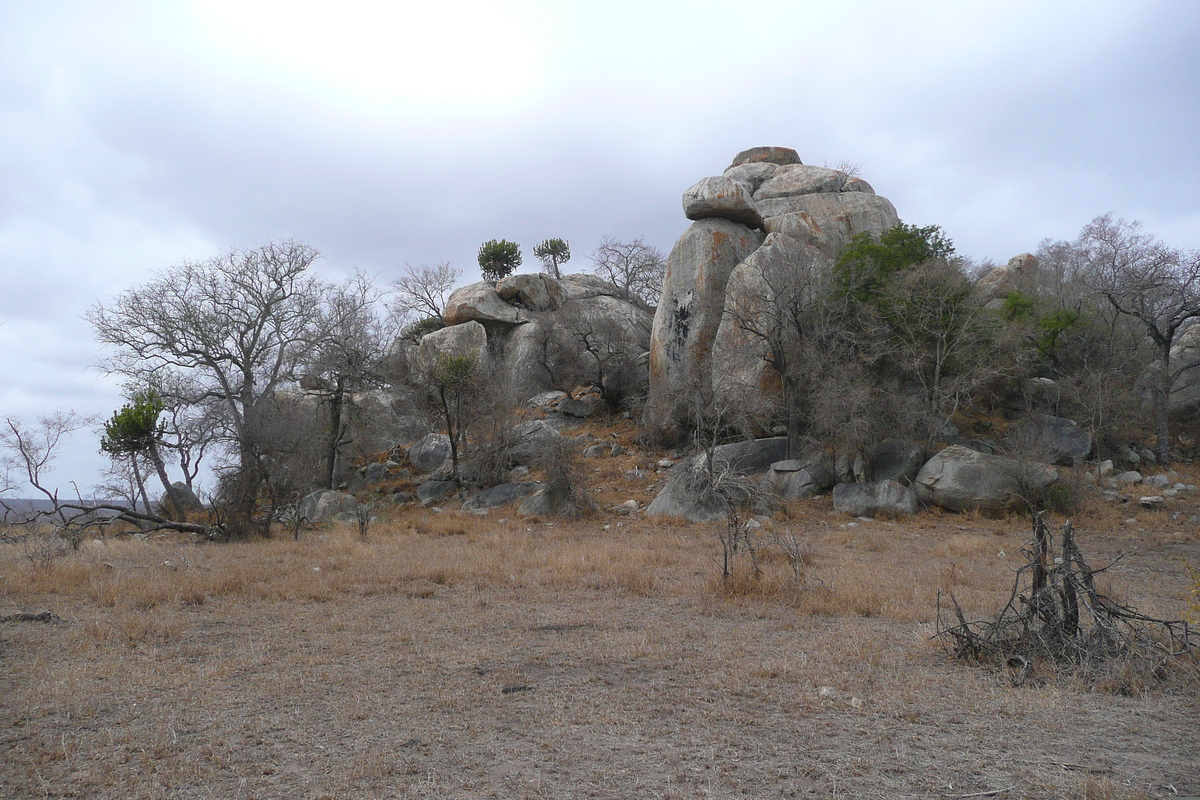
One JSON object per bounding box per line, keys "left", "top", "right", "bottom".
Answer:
{"left": 94, "top": 454, "right": 150, "bottom": 514}
{"left": 1076, "top": 214, "right": 1200, "bottom": 462}
{"left": 721, "top": 240, "right": 830, "bottom": 456}
{"left": 1010, "top": 236, "right": 1147, "bottom": 452}
{"left": 87, "top": 240, "right": 339, "bottom": 534}
{"left": 590, "top": 236, "right": 666, "bottom": 309}
{"left": 874, "top": 257, "right": 999, "bottom": 421}
{"left": 305, "top": 271, "right": 395, "bottom": 489}
{"left": 389, "top": 261, "right": 460, "bottom": 325}
{"left": 560, "top": 302, "right": 650, "bottom": 408}
{"left": 1, "top": 412, "right": 95, "bottom": 511}
{"left": 2, "top": 412, "right": 214, "bottom": 541}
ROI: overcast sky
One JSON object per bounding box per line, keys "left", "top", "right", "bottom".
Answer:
{"left": 2, "top": 0, "right": 1198, "bottom": 496}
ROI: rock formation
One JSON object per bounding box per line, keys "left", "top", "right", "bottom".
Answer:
{"left": 412, "top": 272, "right": 654, "bottom": 404}
{"left": 645, "top": 147, "right": 901, "bottom": 442}
{"left": 978, "top": 252, "right": 1039, "bottom": 308}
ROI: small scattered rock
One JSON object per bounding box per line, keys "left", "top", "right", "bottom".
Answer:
{"left": 1139, "top": 496, "right": 1165, "bottom": 509}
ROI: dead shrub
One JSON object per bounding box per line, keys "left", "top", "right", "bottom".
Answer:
{"left": 936, "top": 513, "right": 1197, "bottom": 690}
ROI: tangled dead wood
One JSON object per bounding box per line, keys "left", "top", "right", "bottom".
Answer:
{"left": 936, "top": 512, "right": 1196, "bottom": 689}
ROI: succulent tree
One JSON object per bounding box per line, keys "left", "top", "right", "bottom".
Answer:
{"left": 477, "top": 239, "right": 522, "bottom": 282}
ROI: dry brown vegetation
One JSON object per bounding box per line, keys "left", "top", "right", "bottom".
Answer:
{"left": 2, "top": 446, "right": 1199, "bottom": 798}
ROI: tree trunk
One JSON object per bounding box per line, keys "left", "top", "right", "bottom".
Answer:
{"left": 1155, "top": 382, "right": 1172, "bottom": 464}
{"left": 326, "top": 375, "right": 346, "bottom": 490}
{"left": 1156, "top": 346, "right": 1173, "bottom": 464}
{"left": 440, "top": 385, "right": 459, "bottom": 476}
{"left": 129, "top": 453, "right": 151, "bottom": 514}
{"left": 145, "top": 441, "right": 181, "bottom": 520}
{"left": 783, "top": 376, "right": 801, "bottom": 459}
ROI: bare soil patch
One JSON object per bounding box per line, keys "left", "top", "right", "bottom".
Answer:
{"left": 2, "top": 479, "right": 1198, "bottom": 798}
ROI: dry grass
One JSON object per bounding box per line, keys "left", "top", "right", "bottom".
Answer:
{"left": 1, "top": 440, "right": 1198, "bottom": 798}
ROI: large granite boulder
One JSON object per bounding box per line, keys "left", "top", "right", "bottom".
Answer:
{"left": 462, "top": 482, "right": 542, "bottom": 511}
{"left": 869, "top": 439, "right": 927, "bottom": 485}
{"left": 978, "top": 253, "right": 1039, "bottom": 307}
{"left": 728, "top": 146, "right": 802, "bottom": 168}
{"left": 645, "top": 437, "right": 788, "bottom": 522}
{"left": 708, "top": 437, "right": 790, "bottom": 473}
{"left": 711, "top": 232, "right": 830, "bottom": 414}
{"left": 723, "top": 162, "right": 780, "bottom": 195}
{"left": 645, "top": 218, "right": 764, "bottom": 439}
{"left": 517, "top": 476, "right": 596, "bottom": 519}
{"left": 682, "top": 176, "right": 763, "bottom": 228}
{"left": 761, "top": 212, "right": 833, "bottom": 253}
{"left": 914, "top": 445, "right": 1058, "bottom": 512}
{"left": 762, "top": 452, "right": 837, "bottom": 500}
{"left": 160, "top": 481, "right": 203, "bottom": 514}
{"left": 1170, "top": 325, "right": 1200, "bottom": 415}
{"left": 416, "top": 479, "right": 458, "bottom": 505}
{"left": 558, "top": 273, "right": 625, "bottom": 301}
{"left": 1005, "top": 416, "right": 1093, "bottom": 466}
{"left": 496, "top": 273, "right": 565, "bottom": 312}
{"left": 409, "top": 433, "right": 452, "bottom": 473}
{"left": 416, "top": 320, "right": 488, "bottom": 371}
{"left": 832, "top": 480, "right": 918, "bottom": 517}
{"left": 298, "top": 489, "right": 357, "bottom": 523}
{"left": 496, "top": 294, "right": 653, "bottom": 401}
{"left": 504, "top": 420, "right": 564, "bottom": 467}
{"left": 755, "top": 164, "right": 852, "bottom": 199}
{"left": 753, "top": 192, "right": 900, "bottom": 256}
{"left": 443, "top": 281, "right": 524, "bottom": 326}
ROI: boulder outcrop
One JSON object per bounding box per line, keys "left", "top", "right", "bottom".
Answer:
{"left": 832, "top": 480, "right": 918, "bottom": 516}
{"left": 1170, "top": 325, "right": 1200, "bottom": 415}
{"left": 443, "top": 282, "right": 525, "bottom": 326}
{"left": 416, "top": 320, "right": 488, "bottom": 371}
{"left": 914, "top": 445, "right": 1057, "bottom": 512}
{"left": 395, "top": 271, "right": 652, "bottom": 406}
{"left": 496, "top": 273, "right": 565, "bottom": 312}
{"left": 682, "top": 176, "right": 762, "bottom": 228}
{"left": 762, "top": 452, "right": 836, "bottom": 500}
{"left": 645, "top": 219, "right": 764, "bottom": 437}
{"left": 752, "top": 192, "right": 900, "bottom": 256}
{"left": 645, "top": 148, "right": 902, "bottom": 441}
{"left": 645, "top": 437, "right": 788, "bottom": 522}
{"left": 728, "top": 146, "right": 802, "bottom": 168}
{"left": 978, "top": 253, "right": 1039, "bottom": 307}
{"left": 298, "top": 489, "right": 357, "bottom": 523}
{"left": 1005, "top": 415, "right": 1093, "bottom": 466}
{"left": 710, "top": 232, "right": 831, "bottom": 414}
{"left": 409, "top": 433, "right": 452, "bottom": 473}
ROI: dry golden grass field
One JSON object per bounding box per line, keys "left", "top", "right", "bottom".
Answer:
{"left": 2, "top": 439, "right": 1199, "bottom": 799}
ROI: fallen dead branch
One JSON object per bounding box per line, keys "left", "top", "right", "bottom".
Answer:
{"left": 935, "top": 512, "right": 1197, "bottom": 690}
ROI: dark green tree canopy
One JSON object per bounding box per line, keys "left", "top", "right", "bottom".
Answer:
{"left": 477, "top": 239, "right": 523, "bottom": 282}
{"left": 533, "top": 238, "right": 570, "bottom": 279}
{"left": 833, "top": 223, "right": 956, "bottom": 302}
{"left": 100, "top": 390, "right": 165, "bottom": 456}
